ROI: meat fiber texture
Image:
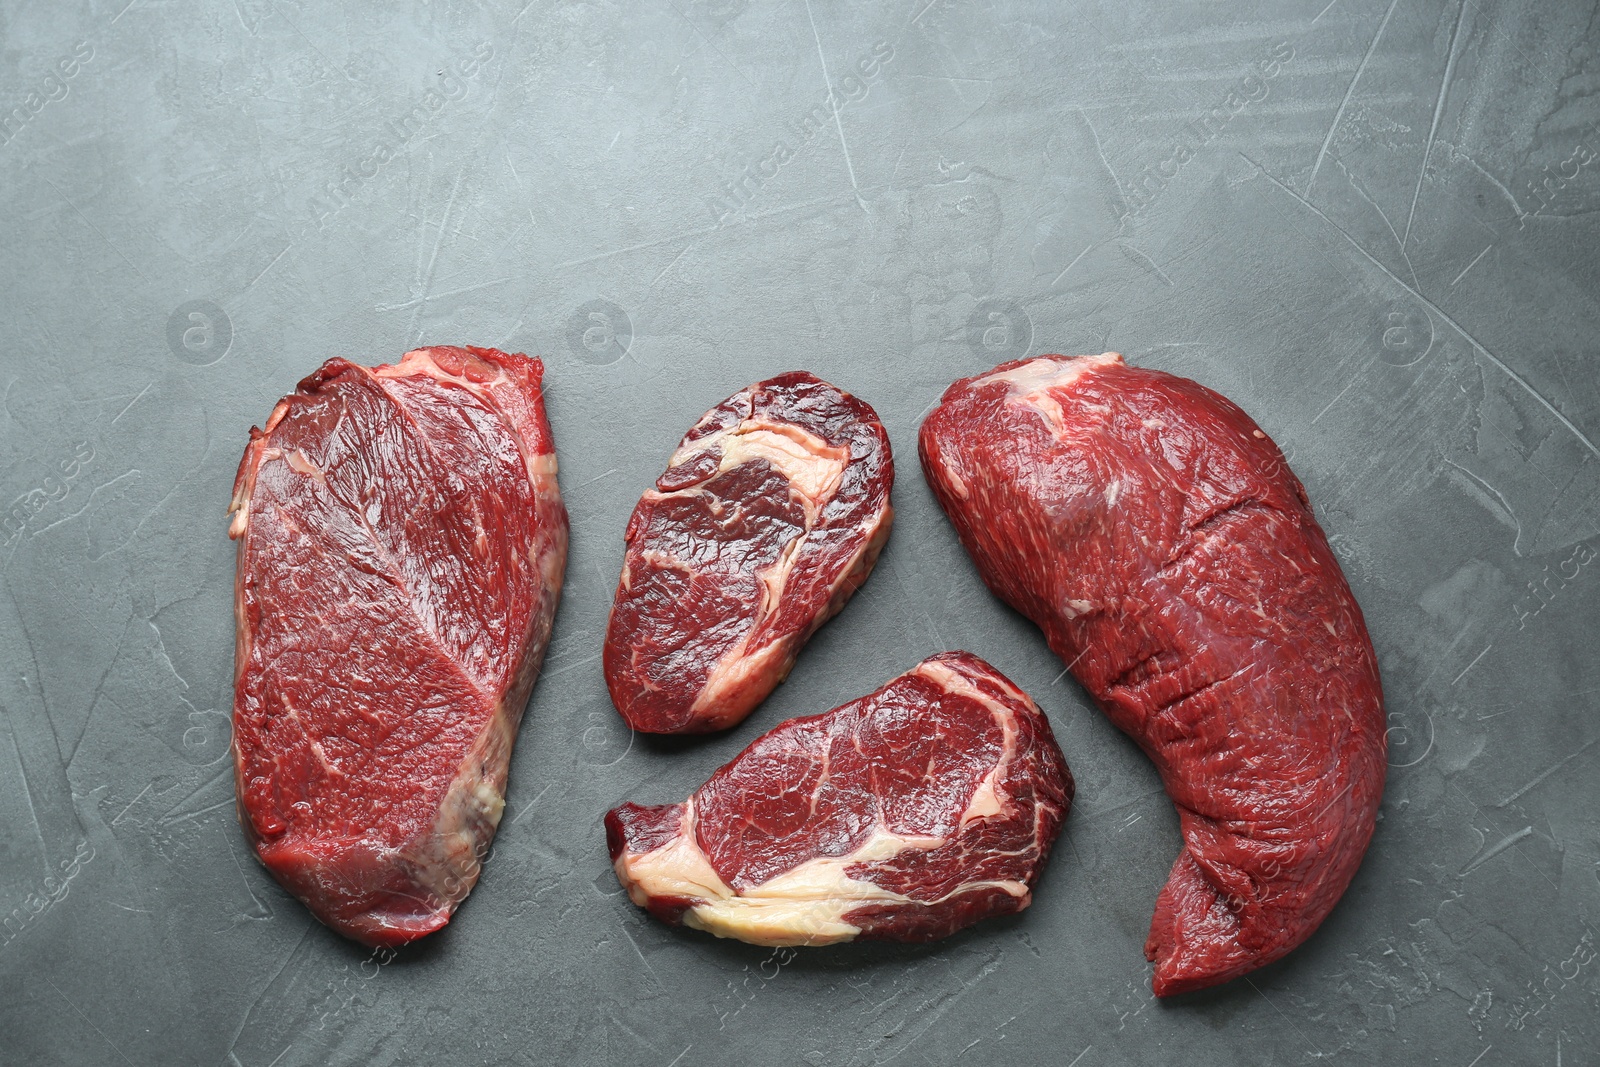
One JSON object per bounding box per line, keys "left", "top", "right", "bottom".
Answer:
{"left": 606, "top": 651, "right": 1073, "bottom": 946}
{"left": 228, "top": 346, "right": 568, "bottom": 948}
{"left": 604, "top": 372, "right": 893, "bottom": 734}
{"left": 919, "top": 353, "right": 1385, "bottom": 996}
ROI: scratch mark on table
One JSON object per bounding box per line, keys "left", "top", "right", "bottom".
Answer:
{"left": 224, "top": 821, "right": 273, "bottom": 918}
{"left": 230, "top": 0, "right": 261, "bottom": 35}
{"left": 1451, "top": 243, "right": 1493, "bottom": 286}
{"left": 1402, "top": 0, "right": 1471, "bottom": 246}
{"left": 69, "top": 625, "right": 127, "bottom": 767}
{"left": 606, "top": 1004, "right": 665, "bottom": 1055}
{"left": 1496, "top": 736, "right": 1600, "bottom": 807}
{"left": 1118, "top": 242, "right": 1174, "bottom": 287}
{"left": 1076, "top": 106, "right": 1124, "bottom": 197}
{"left": 802, "top": 0, "right": 866, "bottom": 211}
{"left": 665, "top": 1045, "right": 692, "bottom": 1067}
{"left": 1306, "top": 0, "right": 1401, "bottom": 198}
{"left": 374, "top": 277, "right": 511, "bottom": 313}
{"left": 1441, "top": 455, "right": 1522, "bottom": 553}
{"left": 45, "top": 977, "right": 137, "bottom": 1067}
{"left": 1075, "top": 787, "right": 1165, "bottom": 822}
{"left": 410, "top": 159, "right": 472, "bottom": 343}
{"left": 617, "top": 920, "right": 665, "bottom": 991}
{"left": 505, "top": 781, "right": 554, "bottom": 826}
{"left": 542, "top": 651, "right": 601, "bottom": 679}
{"left": 226, "top": 923, "right": 312, "bottom": 1065}
{"left": 1444, "top": 779, "right": 1561, "bottom": 894}
{"left": 1066, "top": 1045, "right": 1093, "bottom": 1067}
{"left": 110, "top": 382, "right": 153, "bottom": 425}
{"left": 651, "top": 242, "right": 695, "bottom": 287}
{"left": 886, "top": 952, "right": 1005, "bottom": 1059}
{"left": 906, "top": 73, "right": 995, "bottom": 85}
{"left": 1333, "top": 155, "right": 1417, "bottom": 286}
{"left": 238, "top": 244, "right": 292, "bottom": 302}
{"left": 1050, "top": 242, "right": 1097, "bottom": 288}
{"left": 4, "top": 718, "right": 49, "bottom": 861}
{"left": 1245, "top": 976, "right": 1324, "bottom": 1058}
{"left": 1451, "top": 643, "right": 1492, "bottom": 685}
{"left": 1443, "top": 144, "right": 1529, "bottom": 220}
{"left": 1312, "top": 0, "right": 1340, "bottom": 23}
{"left": 1460, "top": 826, "right": 1533, "bottom": 876}
{"left": 554, "top": 223, "right": 724, "bottom": 270}
{"left": 156, "top": 764, "right": 232, "bottom": 825}
{"left": 1247, "top": 155, "right": 1600, "bottom": 462}
{"left": 110, "top": 780, "right": 155, "bottom": 826}
{"left": 1465, "top": 1043, "right": 1493, "bottom": 1067}
{"left": 162, "top": 796, "right": 235, "bottom": 827}
{"left": 1312, "top": 374, "right": 1361, "bottom": 425}
{"left": 665, "top": 0, "right": 762, "bottom": 93}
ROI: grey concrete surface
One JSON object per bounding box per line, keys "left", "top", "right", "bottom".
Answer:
{"left": 1, "top": 0, "right": 1597, "bottom": 1064}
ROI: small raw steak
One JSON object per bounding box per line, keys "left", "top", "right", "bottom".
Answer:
{"left": 229, "top": 346, "right": 568, "bottom": 947}
{"left": 604, "top": 372, "right": 893, "bottom": 734}
{"left": 606, "top": 652, "right": 1072, "bottom": 946}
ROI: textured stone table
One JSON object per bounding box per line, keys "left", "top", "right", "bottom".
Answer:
{"left": 1, "top": 0, "right": 1596, "bottom": 1063}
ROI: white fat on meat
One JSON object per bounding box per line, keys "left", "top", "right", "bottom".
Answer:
{"left": 912, "top": 658, "right": 1024, "bottom": 824}
{"left": 670, "top": 420, "right": 849, "bottom": 516}
{"left": 973, "top": 352, "right": 1123, "bottom": 435}
{"left": 668, "top": 420, "right": 856, "bottom": 721}
{"left": 614, "top": 662, "right": 1037, "bottom": 947}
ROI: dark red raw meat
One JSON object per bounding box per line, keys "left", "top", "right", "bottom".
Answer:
{"left": 606, "top": 651, "right": 1072, "bottom": 945}
{"left": 919, "top": 353, "right": 1385, "bottom": 995}
{"left": 604, "top": 372, "right": 893, "bottom": 734}
{"left": 228, "top": 346, "right": 568, "bottom": 947}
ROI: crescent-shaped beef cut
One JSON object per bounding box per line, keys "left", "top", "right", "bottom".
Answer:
{"left": 228, "top": 346, "right": 568, "bottom": 947}
{"left": 919, "top": 352, "right": 1385, "bottom": 995}
{"left": 603, "top": 372, "right": 893, "bottom": 734}
{"left": 606, "top": 651, "right": 1072, "bottom": 947}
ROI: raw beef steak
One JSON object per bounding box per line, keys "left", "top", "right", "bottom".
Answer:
{"left": 229, "top": 346, "right": 568, "bottom": 947}
{"left": 606, "top": 651, "right": 1072, "bottom": 945}
{"left": 920, "top": 353, "right": 1385, "bottom": 995}
{"left": 604, "top": 372, "right": 893, "bottom": 734}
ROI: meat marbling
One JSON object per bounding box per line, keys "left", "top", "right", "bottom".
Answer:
{"left": 606, "top": 651, "right": 1072, "bottom": 946}
{"left": 919, "top": 352, "right": 1385, "bottom": 995}
{"left": 229, "top": 346, "right": 568, "bottom": 947}
{"left": 604, "top": 372, "right": 893, "bottom": 734}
